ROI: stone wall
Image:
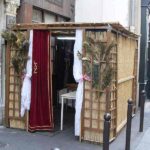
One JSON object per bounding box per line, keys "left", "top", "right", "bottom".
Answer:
{"left": 0, "top": 0, "right": 20, "bottom": 125}
{"left": 0, "top": 0, "right": 6, "bottom": 125}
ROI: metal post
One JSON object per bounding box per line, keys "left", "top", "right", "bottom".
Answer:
{"left": 139, "top": 90, "right": 146, "bottom": 132}
{"left": 125, "top": 99, "right": 133, "bottom": 150}
{"left": 103, "top": 113, "right": 111, "bottom": 150}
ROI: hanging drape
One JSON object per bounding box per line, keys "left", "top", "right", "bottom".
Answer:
{"left": 29, "top": 30, "right": 54, "bottom": 131}
{"left": 21, "top": 30, "right": 33, "bottom": 117}
{"left": 73, "top": 30, "right": 83, "bottom": 136}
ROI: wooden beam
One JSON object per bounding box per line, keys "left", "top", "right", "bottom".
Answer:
{"left": 5, "top": 44, "right": 10, "bottom": 127}
{"left": 12, "top": 22, "right": 138, "bottom": 39}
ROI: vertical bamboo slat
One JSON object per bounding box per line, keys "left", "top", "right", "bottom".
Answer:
{"left": 117, "top": 35, "right": 137, "bottom": 133}
{"left": 5, "top": 45, "right": 11, "bottom": 127}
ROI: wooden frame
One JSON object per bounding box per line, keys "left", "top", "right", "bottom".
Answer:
{"left": 13, "top": 22, "right": 138, "bottom": 39}
{"left": 5, "top": 44, "right": 10, "bottom": 127}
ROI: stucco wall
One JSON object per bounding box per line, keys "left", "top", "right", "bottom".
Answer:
{"left": 75, "top": 0, "right": 141, "bottom": 34}
{"left": 75, "top": 0, "right": 103, "bottom": 23}
{"left": 102, "top": 0, "right": 129, "bottom": 27}
{"left": 75, "top": 0, "right": 129, "bottom": 26}
{"left": 135, "top": 0, "right": 141, "bottom": 35}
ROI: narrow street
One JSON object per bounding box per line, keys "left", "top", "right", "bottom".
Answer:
{"left": 0, "top": 101, "right": 149, "bottom": 150}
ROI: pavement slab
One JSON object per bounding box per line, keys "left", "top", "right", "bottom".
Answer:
{"left": 135, "top": 128, "right": 150, "bottom": 150}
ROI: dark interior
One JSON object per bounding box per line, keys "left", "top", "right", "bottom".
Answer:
{"left": 51, "top": 37, "right": 76, "bottom": 130}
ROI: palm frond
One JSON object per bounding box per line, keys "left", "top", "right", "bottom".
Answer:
{"left": 2, "top": 30, "right": 29, "bottom": 75}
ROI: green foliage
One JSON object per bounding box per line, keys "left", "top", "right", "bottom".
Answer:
{"left": 1, "top": 30, "right": 17, "bottom": 44}
{"left": 92, "top": 64, "right": 99, "bottom": 89}
{"left": 2, "top": 30, "right": 29, "bottom": 74}
{"left": 79, "top": 36, "right": 116, "bottom": 93}
{"left": 102, "top": 66, "right": 113, "bottom": 90}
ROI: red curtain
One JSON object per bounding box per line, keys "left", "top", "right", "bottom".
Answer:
{"left": 29, "top": 30, "right": 54, "bottom": 131}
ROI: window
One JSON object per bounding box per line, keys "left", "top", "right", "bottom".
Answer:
{"left": 32, "top": 8, "right": 43, "bottom": 23}
{"left": 46, "top": 0, "right": 63, "bottom": 7}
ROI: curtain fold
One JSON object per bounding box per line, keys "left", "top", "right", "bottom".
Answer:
{"left": 21, "top": 30, "right": 33, "bottom": 117}
{"left": 73, "top": 30, "right": 83, "bottom": 136}
{"left": 29, "top": 30, "right": 54, "bottom": 131}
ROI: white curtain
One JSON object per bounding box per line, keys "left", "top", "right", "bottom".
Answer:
{"left": 21, "top": 30, "right": 33, "bottom": 117}
{"left": 73, "top": 30, "right": 83, "bottom": 136}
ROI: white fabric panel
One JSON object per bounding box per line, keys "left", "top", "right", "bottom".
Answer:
{"left": 73, "top": 30, "right": 83, "bottom": 136}
{"left": 21, "top": 30, "right": 33, "bottom": 117}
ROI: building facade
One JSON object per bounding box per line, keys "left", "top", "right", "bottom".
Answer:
{"left": 75, "top": 0, "right": 141, "bottom": 35}
{"left": 0, "top": 0, "right": 20, "bottom": 124}
{"left": 17, "top": 0, "right": 75, "bottom": 23}
{"left": 140, "top": 0, "right": 150, "bottom": 100}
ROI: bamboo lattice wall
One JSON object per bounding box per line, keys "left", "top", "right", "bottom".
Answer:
{"left": 6, "top": 46, "right": 26, "bottom": 129}
{"left": 4, "top": 23, "right": 138, "bottom": 144}
{"left": 81, "top": 30, "right": 117, "bottom": 143}
{"left": 81, "top": 30, "right": 137, "bottom": 143}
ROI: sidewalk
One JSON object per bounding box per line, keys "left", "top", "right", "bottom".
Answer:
{"left": 135, "top": 128, "right": 150, "bottom": 150}
{"left": 110, "top": 100, "right": 150, "bottom": 150}
{"left": 134, "top": 101, "right": 150, "bottom": 150}
{"left": 0, "top": 102, "right": 149, "bottom": 150}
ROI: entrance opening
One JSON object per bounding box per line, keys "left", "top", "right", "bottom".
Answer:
{"left": 51, "top": 33, "right": 77, "bottom": 130}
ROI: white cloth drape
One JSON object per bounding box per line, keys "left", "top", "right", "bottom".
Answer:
{"left": 21, "top": 30, "right": 33, "bottom": 117}
{"left": 73, "top": 30, "right": 83, "bottom": 136}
